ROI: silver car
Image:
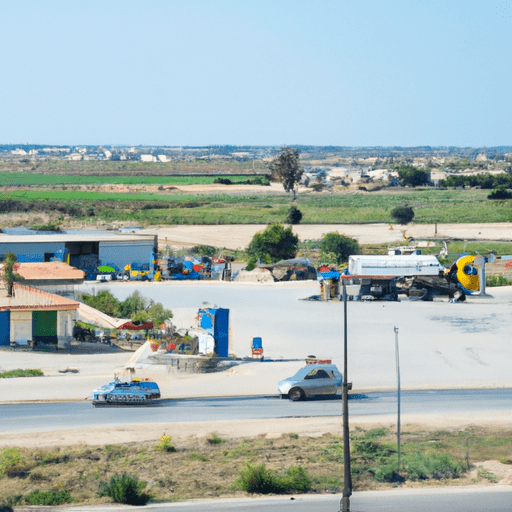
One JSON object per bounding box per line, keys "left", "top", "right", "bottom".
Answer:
{"left": 278, "top": 364, "right": 343, "bottom": 401}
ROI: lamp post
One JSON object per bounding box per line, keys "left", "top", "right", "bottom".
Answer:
{"left": 394, "top": 326, "right": 401, "bottom": 473}
{"left": 340, "top": 280, "right": 352, "bottom": 512}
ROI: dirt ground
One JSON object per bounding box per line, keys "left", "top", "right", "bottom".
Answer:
{"left": 140, "top": 221, "right": 512, "bottom": 252}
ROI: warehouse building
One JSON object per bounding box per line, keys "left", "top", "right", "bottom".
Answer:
{"left": 0, "top": 282, "right": 79, "bottom": 347}
{"left": 0, "top": 232, "right": 158, "bottom": 280}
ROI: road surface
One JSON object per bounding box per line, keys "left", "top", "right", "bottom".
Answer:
{"left": 46, "top": 486, "right": 512, "bottom": 512}
{"left": 3, "top": 389, "right": 512, "bottom": 434}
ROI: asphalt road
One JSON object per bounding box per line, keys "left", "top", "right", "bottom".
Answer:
{"left": 50, "top": 486, "right": 512, "bottom": 512}
{"left": 3, "top": 389, "right": 512, "bottom": 434}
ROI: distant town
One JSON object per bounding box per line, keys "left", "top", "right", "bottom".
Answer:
{"left": 2, "top": 144, "right": 512, "bottom": 165}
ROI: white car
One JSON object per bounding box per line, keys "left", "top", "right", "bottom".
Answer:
{"left": 277, "top": 364, "right": 343, "bottom": 401}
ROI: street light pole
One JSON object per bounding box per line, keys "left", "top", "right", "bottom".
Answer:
{"left": 341, "top": 280, "right": 352, "bottom": 512}
{"left": 394, "top": 326, "right": 401, "bottom": 473}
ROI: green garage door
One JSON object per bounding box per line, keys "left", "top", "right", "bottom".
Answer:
{"left": 32, "top": 311, "right": 58, "bottom": 343}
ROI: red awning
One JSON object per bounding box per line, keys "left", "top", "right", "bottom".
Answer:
{"left": 117, "top": 321, "right": 154, "bottom": 330}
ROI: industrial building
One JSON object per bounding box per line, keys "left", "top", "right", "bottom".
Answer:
{"left": 0, "top": 282, "right": 79, "bottom": 347}
{"left": 0, "top": 232, "right": 158, "bottom": 280}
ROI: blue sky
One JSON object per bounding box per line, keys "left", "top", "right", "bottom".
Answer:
{"left": 1, "top": 0, "right": 511, "bottom": 147}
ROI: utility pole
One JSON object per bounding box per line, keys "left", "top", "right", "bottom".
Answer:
{"left": 394, "top": 326, "right": 401, "bottom": 473}
{"left": 340, "top": 281, "right": 352, "bottom": 512}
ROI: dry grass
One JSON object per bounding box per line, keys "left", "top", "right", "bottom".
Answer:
{"left": 2, "top": 427, "right": 512, "bottom": 506}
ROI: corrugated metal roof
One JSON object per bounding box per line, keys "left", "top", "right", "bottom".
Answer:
{"left": 0, "top": 283, "right": 80, "bottom": 311}
{"left": 0, "top": 233, "right": 156, "bottom": 244}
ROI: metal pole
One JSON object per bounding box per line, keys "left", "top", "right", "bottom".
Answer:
{"left": 341, "top": 281, "right": 352, "bottom": 512}
{"left": 394, "top": 326, "right": 401, "bottom": 473}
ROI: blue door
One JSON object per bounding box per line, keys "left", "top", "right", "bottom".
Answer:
{"left": 0, "top": 311, "right": 10, "bottom": 345}
{"left": 213, "top": 308, "right": 229, "bottom": 358}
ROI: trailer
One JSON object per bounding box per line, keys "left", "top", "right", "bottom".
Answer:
{"left": 318, "top": 253, "right": 493, "bottom": 302}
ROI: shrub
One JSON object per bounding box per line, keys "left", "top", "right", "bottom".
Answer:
{"left": 191, "top": 244, "right": 217, "bottom": 257}
{"left": 208, "top": 433, "right": 226, "bottom": 445}
{"left": 247, "top": 224, "right": 299, "bottom": 263}
{"left": 23, "top": 490, "right": 73, "bottom": 506}
{"left": 488, "top": 188, "right": 512, "bottom": 199}
{"left": 0, "top": 505, "right": 13, "bottom": 512}
{"left": 320, "top": 232, "right": 360, "bottom": 264}
{"left": 372, "top": 453, "right": 466, "bottom": 482}
{"left": 0, "top": 448, "right": 24, "bottom": 477}
{"left": 279, "top": 465, "right": 312, "bottom": 492}
{"left": 285, "top": 205, "right": 303, "bottom": 224}
{"left": 213, "top": 178, "right": 233, "bottom": 185}
{"left": 487, "top": 275, "right": 512, "bottom": 287}
{"left": 154, "top": 433, "right": 176, "bottom": 453}
{"left": 98, "top": 474, "right": 150, "bottom": 505}
{"left": 234, "top": 463, "right": 312, "bottom": 494}
{"left": 0, "top": 369, "right": 44, "bottom": 378}
{"left": 390, "top": 205, "right": 415, "bottom": 224}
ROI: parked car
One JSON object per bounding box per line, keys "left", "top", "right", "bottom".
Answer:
{"left": 277, "top": 364, "right": 343, "bottom": 401}
{"left": 91, "top": 378, "right": 161, "bottom": 407}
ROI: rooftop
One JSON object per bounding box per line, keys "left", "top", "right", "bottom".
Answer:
{"left": 0, "top": 283, "right": 80, "bottom": 311}
{"left": 15, "top": 262, "right": 85, "bottom": 281}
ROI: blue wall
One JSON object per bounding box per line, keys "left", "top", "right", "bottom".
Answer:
{"left": 0, "top": 311, "right": 10, "bottom": 345}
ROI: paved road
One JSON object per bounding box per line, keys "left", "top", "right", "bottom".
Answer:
{"left": 3, "top": 389, "right": 512, "bottom": 434}
{"left": 49, "top": 486, "right": 512, "bottom": 512}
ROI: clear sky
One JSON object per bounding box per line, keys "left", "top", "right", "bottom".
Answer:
{"left": 1, "top": 0, "right": 511, "bottom": 147}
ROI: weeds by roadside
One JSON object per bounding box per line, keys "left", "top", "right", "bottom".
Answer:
{"left": 0, "top": 369, "right": 44, "bottom": 378}
{"left": 0, "top": 427, "right": 511, "bottom": 506}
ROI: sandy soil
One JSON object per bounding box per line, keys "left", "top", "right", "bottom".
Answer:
{"left": 139, "top": 222, "right": 512, "bottom": 251}
{"left": 4, "top": 414, "right": 512, "bottom": 450}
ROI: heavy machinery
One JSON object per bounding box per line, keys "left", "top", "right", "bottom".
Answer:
{"left": 124, "top": 252, "right": 161, "bottom": 281}
{"left": 91, "top": 378, "right": 161, "bottom": 406}
{"left": 318, "top": 253, "right": 494, "bottom": 302}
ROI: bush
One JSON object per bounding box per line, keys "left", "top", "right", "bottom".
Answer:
{"left": 488, "top": 188, "right": 512, "bottom": 199}
{"left": 372, "top": 453, "right": 466, "bottom": 482}
{"left": 98, "top": 474, "right": 150, "bottom": 505}
{"left": 154, "top": 433, "right": 176, "bottom": 452}
{"left": 404, "top": 453, "right": 466, "bottom": 480}
{"left": 285, "top": 205, "right": 303, "bottom": 224}
{"left": 0, "top": 505, "right": 13, "bottom": 512}
{"left": 247, "top": 224, "right": 299, "bottom": 264}
{"left": 23, "top": 490, "right": 73, "bottom": 506}
{"left": 191, "top": 244, "right": 217, "bottom": 257}
{"left": 208, "top": 433, "right": 226, "bottom": 445}
{"left": 0, "top": 369, "right": 44, "bottom": 378}
{"left": 213, "top": 178, "right": 232, "bottom": 185}
{"left": 0, "top": 448, "right": 24, "bottom": 477}
{"left": 320, "top": 232, "right": 360, "bottom": 264}
{"left": 234, "top": 463, "right": 312, "bottom": 494}
{"left": 487, "top": 275, "right": 512, "bottom": 287}
{"left": 390, "top": 205, "right": 415, "bottom": 224}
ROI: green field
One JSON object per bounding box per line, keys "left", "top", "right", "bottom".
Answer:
{"left": 0, "top": 172, "right": 266, "bottom": 186}
{"left": 1, "top": 187, "right": 511, "bottom": 225}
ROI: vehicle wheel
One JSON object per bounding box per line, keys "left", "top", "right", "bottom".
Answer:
{"left": 288, "top": 388, "right": 304, "bottom": 401}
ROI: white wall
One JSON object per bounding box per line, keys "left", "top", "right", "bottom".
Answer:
{"left": 10, "top": 310, "right": 32, "bottom": 342}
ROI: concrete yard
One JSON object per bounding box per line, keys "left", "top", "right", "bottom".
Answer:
{"left": 2, "top": 283, "right": 512, "bottom": 403}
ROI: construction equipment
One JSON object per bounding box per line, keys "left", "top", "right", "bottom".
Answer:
{"left": 124, "top": 251, "right": 160, "bottom": 280}
{"left": 318, "top": 252, "right": 494, "bottom": 302}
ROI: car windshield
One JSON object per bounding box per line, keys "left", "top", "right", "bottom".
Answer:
{"left": 290, "top": 365, "right": 337, "bottom": 380}
{"left": 304, "top": 369, "right": 330, "bottom": 379}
